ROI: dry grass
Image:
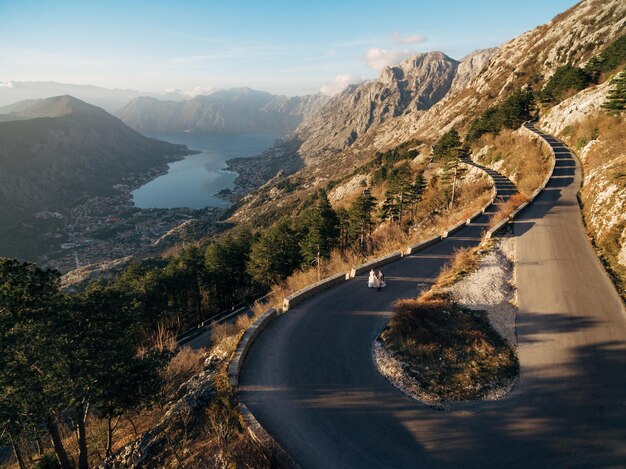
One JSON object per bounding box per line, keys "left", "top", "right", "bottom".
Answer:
{"left": 557, "top": 113, "right": 626, "bottom": 301}
{"left": 411, "top": 174, "right": 493, "bottom": 239}
{"left": 210, "top": 313, "right": 256, "bottom": 354}
{"left": 381, "top": 292, "right": 518, "bottom": 401}
{"left": 433, "top": 246, "right": 482, "bottom": 291}
{"left": 380, "top": 238, "right": 517, "bottom": 401}
{"left": 487, "top": 193, "right": 530, "bottom": 230}
{"left": 161, "top": 346, "right": 207, "bottom": 400}
{"left": 475, "top": 129, "right": 551, "bottom": 195}
{"left": 262, "top": 249, "right": 357, "bottom": 310}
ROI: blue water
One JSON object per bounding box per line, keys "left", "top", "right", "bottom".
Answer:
{"left": 131, "top": 132, "right": 279, "bottom": 209}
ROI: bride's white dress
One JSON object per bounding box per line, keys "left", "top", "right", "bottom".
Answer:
{"left": 368, "top": 272, "right": 379, "bottom": 288}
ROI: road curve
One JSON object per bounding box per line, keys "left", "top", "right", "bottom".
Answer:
{"left": 240, "top": 129, "right": 626, "bottom": 468}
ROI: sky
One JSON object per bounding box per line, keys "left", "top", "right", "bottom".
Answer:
{"left": 0, "top": 0, "right": 579, "bottom": 97}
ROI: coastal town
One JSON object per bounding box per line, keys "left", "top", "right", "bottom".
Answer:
{"left": 35, "top": 170, "right": 224, "bottom": 279}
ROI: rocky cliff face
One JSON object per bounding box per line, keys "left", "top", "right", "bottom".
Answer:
{"left": 116, "top": 87, "right": 328, "bottom": 134}
{"left": 296, "top": 52, "right": 459, "bottom": 161}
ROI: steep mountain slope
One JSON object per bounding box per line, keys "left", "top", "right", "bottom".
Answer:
{"left": 540, "top": 80, "right": 626, "bottom": 299}
{"left": 229, "top": 0, "right": 625, "bottom": 226}
{"left": 363, "top": 0, "right": 626, "bottom": 151}
{"left": 0, "top": 95, "right": 190, "bottom": 226}
{"left": 116, "top": 88, "right": 328, "bottom": 133}
{"left": 296, "top": 52, "right": 461, "bottom": 161}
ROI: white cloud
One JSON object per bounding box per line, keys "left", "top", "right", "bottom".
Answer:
{"left": 391, "top": 32, "right": 427, "bottom": 45}
{"left": 320, "top": 74, "right": 364, "bottom": 96}
{"left": 183, "top": 85, "right": 217, "bottom": 97}
{"left": 0, "top": 81, "right": 15, "bottom": 88}
{"left": 365, "top": 48, "right": 414, "bottom": 71}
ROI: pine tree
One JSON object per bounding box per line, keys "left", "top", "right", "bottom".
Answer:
{"left": 405, "top": 171, "right": 426, "bottom": 221}
{"left": 380, "top": 163, "right": 413, "bottom": 222}
{"left": 248, "top": 220, "right": 302, "bottom": 286}
{"left": 539, "top": 64, "right": 591, "bottom": 103}
{"left": 164, "top": 246, "right": 206, "bottom": 325}
{"left": 433, "top": 128, "right": 462, "bottom": 161}
{"left": 441, "top": 152, "right": 468, "bottom": 209}
{"left": 205, "top": 230, "right": 253, "bottom": 309}
{"left": 603, "top": 70, "right": 626, "bottom": 113}
{"left": 348, "top": 191, "right": 377, "bottom": 253}
{"left": 299, "top": 190, "right": 340, "bottom": 272}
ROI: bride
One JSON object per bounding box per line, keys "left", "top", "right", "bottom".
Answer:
{"left": 368, "top": 269, "right": 379, "bottom": 288}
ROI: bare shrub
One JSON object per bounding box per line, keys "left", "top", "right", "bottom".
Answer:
{"left": 210, "top": 322, "right": 239, "bottom": 347}
{"left": 488, "top": 193, "right": 530, "bottom": 230}
{"left": 161, "top": 347, "right": 206, "bottom": 400}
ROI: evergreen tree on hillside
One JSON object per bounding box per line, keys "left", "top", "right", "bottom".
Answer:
{"left": 467, "top": 86, "right": 534, "bottom": 141}
{"left": 539, "top": 64, "right": 591, "bottom": 103}
{"left": 164, "top": 246, "right": 206, "bottom": 325}
{"left": 585, "top": 34, "right": 626, "bottom": 82}
{"left": 298, "top": 190, "right": 340, "bottom": 267}
{"left": 205, "top": 229, "right": 253, "bottom": 309}
{"left": 603, "top": 70, "right": 626, "bottom": 113}
{"left": 381, "top": 162, "right": 413, "bottom": 222}
{"left": 0, "top": 259, "right": 167, "bottom": 469}
{"left": 336, "top": 207, "right": 351, "bottom": 251}
{"left": 500, "top": 86, "right": 534, "bottom": 129}
{"left": 248, "top": 220, "right": 302, "bottom": 286}
{"left": 0, "top": 260, "right": 70, "bottom": 469}
{"left": 348, "top": 191, "right": 377, "bottom": 253}
{"left": 441, "top": 157, "right": 468, "bottom": 209}
{"left": 433, "top": 128, "right": 462, "bottom": 161}
{"left": 406, "top": 171, "right": 427, "bottom": 220}
{"left": 67, "top": 285, "right": 169, "bottom": 465}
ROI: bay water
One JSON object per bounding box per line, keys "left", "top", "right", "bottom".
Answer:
{"left": 132, "top": 132, "right": 279, "bottom": 209}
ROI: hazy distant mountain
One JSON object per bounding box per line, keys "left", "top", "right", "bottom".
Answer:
{"left": 0, "top": 95, "right": 190, "bottom": 253}
{"left": 116, "top": 87, "right": 329, "bottom": 134}
{"left": 0, "top": 81, "right": 188, "bottom": 113}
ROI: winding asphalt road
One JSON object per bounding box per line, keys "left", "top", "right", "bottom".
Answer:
{"left": 240, "top": 126, "right": 626, "bottom": 468}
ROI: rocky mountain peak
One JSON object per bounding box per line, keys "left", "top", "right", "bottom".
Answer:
{"left": 295, "top": 51, "right": 459, "bottom": 160}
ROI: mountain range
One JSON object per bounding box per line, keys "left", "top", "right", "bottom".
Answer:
{"left": 115, "top": 88, "right": 328, "bottom": 134}
{"left": 228, "top": 0, "right": 626, "bottom": 225}
{"left": 0, "top": 81, "right": 193, "bottom": 113}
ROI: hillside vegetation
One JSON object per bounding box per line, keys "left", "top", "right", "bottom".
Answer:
{"left": 473, "top": 129, "right": 551, "bottom": 196}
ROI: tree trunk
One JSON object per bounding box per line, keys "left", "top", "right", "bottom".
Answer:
{"left": 35, "top": 433, "right": 45, "bottom": 456}
{"left": 77, "top": 417, "right": 89, "bottom": 469}
{"left": 106, "top": 414, "right": 113, "bottom": 458}
{"left": 46, "top": 416, "right": 73, "bottom": 469}
{"left": 126, "top": 415, "right": 139, "bottom": 437}
{"left": 450, "top": 166, "right": 457, "bottom": 209}
{"left": 105, "top": 414, "right": 121, "bottom": 458}
{"left": 8, "top": 429, "right": 27, "bottom": 469}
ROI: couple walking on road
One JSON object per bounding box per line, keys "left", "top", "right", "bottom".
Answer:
{"left": 367, "top": 269, "right": 386, "bottom": 291}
